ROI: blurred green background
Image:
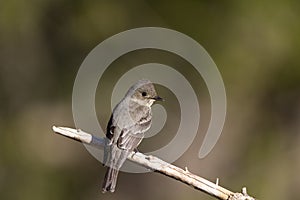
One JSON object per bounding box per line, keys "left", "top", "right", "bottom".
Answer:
{"left": 1, "top": 0, "right": 300, "bottom": 199}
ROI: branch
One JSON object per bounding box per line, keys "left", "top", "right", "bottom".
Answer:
{"left": 52, "top": 126, "right": 256, "bottom": 200}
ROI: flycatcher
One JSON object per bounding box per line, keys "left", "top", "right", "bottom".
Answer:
{"left": 102, "top": 79, "right": 163, "bottom": 193}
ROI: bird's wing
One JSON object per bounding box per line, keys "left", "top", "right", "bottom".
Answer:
{"left": 116, "top": 116, "right": 152, "bottom": 150}
{"left": 103, "top": 121, "right": 132, "bottom": 170}
{"left": 104, "top": 102, "right": 152, "bottom": 168}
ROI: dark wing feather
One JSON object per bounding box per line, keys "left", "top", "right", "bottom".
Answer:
{"left": 103, "top": 114, "right": 114, "bottom": 166}
{"left": 106, "top": 114, "right": 114, "bottom": 140}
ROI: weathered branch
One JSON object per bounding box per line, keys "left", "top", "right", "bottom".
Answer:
{"left": 52, "top": 126, "right": 256, "bottom": 200}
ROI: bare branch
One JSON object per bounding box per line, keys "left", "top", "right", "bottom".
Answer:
{"left": 52, "top": 126, "right": 256, "bottom": 200}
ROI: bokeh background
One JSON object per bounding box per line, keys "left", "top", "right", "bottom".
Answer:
{"left": 1, "top": 0, "right": 300, "bottom": 199}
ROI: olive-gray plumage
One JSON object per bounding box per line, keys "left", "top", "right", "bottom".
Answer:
{"left": 102, "top": 79, "right": 162, "bottom": 193}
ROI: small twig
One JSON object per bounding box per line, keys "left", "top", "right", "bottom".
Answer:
{"left": 52, "top": 126, "right": 256, "bottom": 200}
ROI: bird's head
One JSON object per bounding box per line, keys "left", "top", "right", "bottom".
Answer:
{"left": 126, "top": 79, "right": 163, "bottom": 107}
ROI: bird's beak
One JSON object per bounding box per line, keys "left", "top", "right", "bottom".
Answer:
{"left": 153, "top": 96, "right": 164, "bottom": 101}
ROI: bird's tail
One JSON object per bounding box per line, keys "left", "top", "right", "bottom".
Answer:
{"left": 102, "top": 167, "right": 119, "bottom": 193}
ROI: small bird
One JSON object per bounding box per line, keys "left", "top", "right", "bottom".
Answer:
{"left": 102, "top": 79, "right": 163, "bottom": 193}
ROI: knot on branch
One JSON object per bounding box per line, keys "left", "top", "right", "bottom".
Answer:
{"left": 229, "top": 187, "right": 255, "bottom": 200}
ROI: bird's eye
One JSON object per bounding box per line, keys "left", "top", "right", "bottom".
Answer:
{"left": 142, "top": 92, "right": 147, "bottom": 97}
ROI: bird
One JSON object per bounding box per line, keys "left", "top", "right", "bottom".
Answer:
{"left": 102, "top": 79, "right": 163, "bottom": 193}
